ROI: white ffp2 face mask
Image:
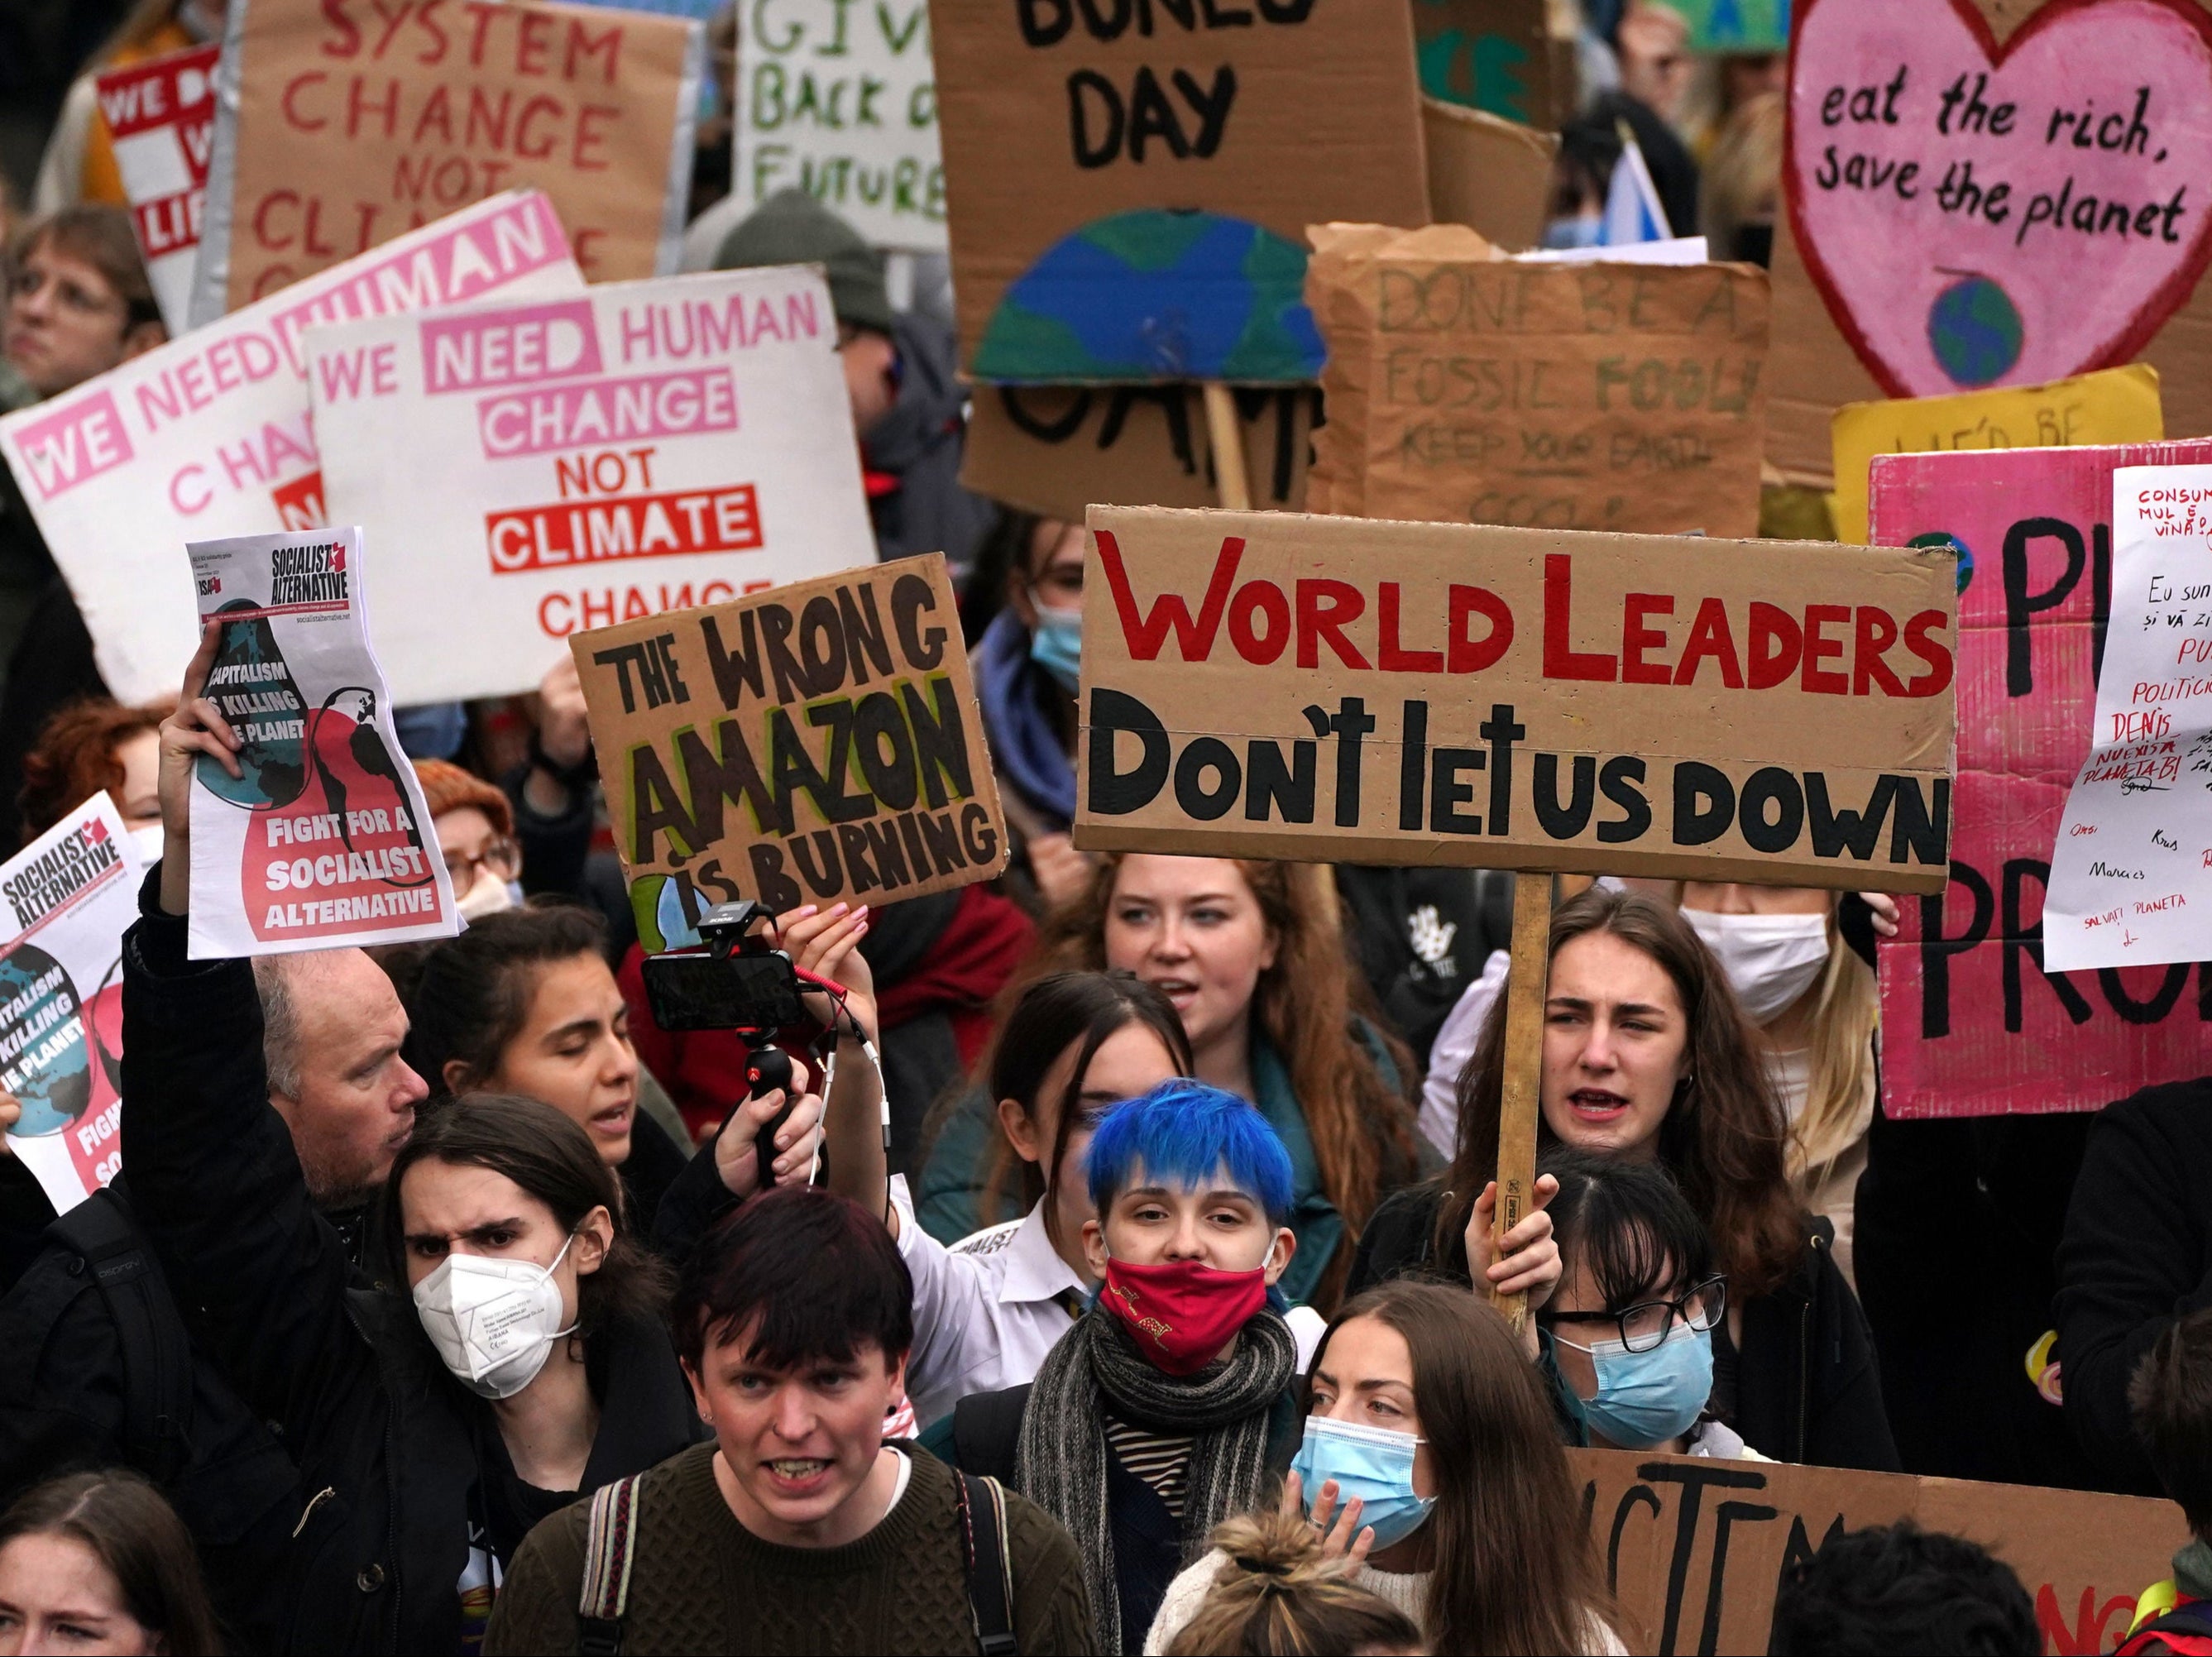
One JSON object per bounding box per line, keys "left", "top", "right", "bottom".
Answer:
{"left": 1683, "top": 909, "right": 1830, "bottom": 1025}
{"left": 411, "top": 1234, "right": 577, "bottom": 1400}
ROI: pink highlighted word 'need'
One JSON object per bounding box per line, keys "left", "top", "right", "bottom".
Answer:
{"left": 425, "top": 299, "right": 602, "bottom": 395}
{"left": 10, "top": 390, "right": 134, "bottom": 500}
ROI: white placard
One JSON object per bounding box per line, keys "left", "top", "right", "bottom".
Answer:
{"left": 734, "top": 0, "right": 946, "bottom": 253}
{"left": 0, "top": 192, "right": 586, "bottom": 706}
{"left": 185, "top": 527, "right": 458, "bottom": 960}
{"left": 307, "top": 266, "right": 878, "bottom": 704}
{"left": 0, "top": 796, "right": 141, "bottom": 1215}
{"left": 2045, "top": 463, "right": 2212, "bottom": 969}
{"left": 94, "top": 43, "right": 221, "bottom": 337}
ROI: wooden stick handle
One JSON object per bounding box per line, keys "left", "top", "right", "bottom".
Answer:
{"left": 1491, "top": 871, "right": 1554, "bottom": 1331}
{"left": 1201, "top": 381, "right": 1252, "bottom": 510}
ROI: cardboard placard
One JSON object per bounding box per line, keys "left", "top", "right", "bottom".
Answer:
{"left": 928, "top": 0, "right": 1429, "bottom": 382}
{"left": 1423, "top": 97, "right": 1558, "bottom": 253}
{"left": 1677, "top": 0, "right": 1790, "bottom": 53}
{"left": 734, "top": 0, "right": 945, "bottom": 253}
{"left": 0, "top": 798, "right": 139, "bottom": 1216}
{"left": 192, "top": 0, "right": 700, "bottom": 320}
{"left": 1411, "top": 0, "right": 1552, "bottom": 127}
{"left": 309, "top": 266, "right": 876, "bottom": 706}
{"left": 1075, "top": 506, "right": 1956, "bottom": 891}
{"left": 95, "top": 43, "right": 221, "bottom": 336}
{"left": 961, "top": 383, "right": 1320, "bottom": 523}
{"left": 1573, "top": 1446, "right": 2185, "bottom": 1656}
{"left": 571, "top": 553, "right": 1008, "bottom": 951}
{"left": 185, "top": 527, "right": 459, "bottom": 959}
{"left": 1869, "top": 441, "right": 2212, "bottom": 1118}
{"left": 1305, "top": 224, "right": 1769, "bottom": 539}
{"left": 0, "top": 194, "right": 582, "bottom": 706}
{"left": 1830, "top": 363, "right": 2164, "bottom": 545}
{"left": 1769, "top": 0, "right": 2212, "bottom": 487}
{"left": 2044, "top": 462, "right": 2212, "bottom": 969}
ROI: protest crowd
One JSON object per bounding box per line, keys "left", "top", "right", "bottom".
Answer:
{"left": 0, "top": 0, "right": 2210, "bottom": 1653}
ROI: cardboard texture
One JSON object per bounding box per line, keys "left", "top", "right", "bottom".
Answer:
{"left": 1869, "top": 440, "right": 2212, "bottom": 1117}
{"left": 185, "top": 526, "right": 462, "bottom": 959}
{"left": 95, "top": 44, "right": 221, "bottom": 336}
{"left": 1829, "top": 364, "right": 2165, "bottom": 545}
{"left": 1411, "top": 0, "right": 1553, "bottom": 127}
{"left": 193, "top": 0, "right": 700, "bottom": 319}
{"left": 733, "top": 0, "right": 944, "bottom": 252}
{"left": 1423, "top": 98, "right": 1558, "bottom": 252}
{"left": 571, "top": 554, "right": 1008, "bottom": 952}
{"left": 1305, "top": 223, "right": 1769, "bottom": 538}
{"left": 1770, "top": 0, "right": 2212, "bottom": 488}
{"left": 308, "top": 266, "right": 878, "bottom": 705}
{"left": 1572, "top": 1446, "right": 2186, "bottom": 1657}
{"left": 0, "top": 193, "right": 584, "bottom": 706}
{"left": 961, "top": 383, "right": 1319, "bottom": 522}
{"left": 928, "top": 0, "right": 1428, "bottom": 383}
{"left": 0, "top": 797, "right": 138, "bottom": 1217}
{"left": 1075, "top": 506, "right": 1956, "bottom": 891}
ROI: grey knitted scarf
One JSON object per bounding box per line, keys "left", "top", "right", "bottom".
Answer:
{"left": 1014, "top": 1305, "right": 1295, "bottom": 1652}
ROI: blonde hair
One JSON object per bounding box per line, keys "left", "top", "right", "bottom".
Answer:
{"left": 1701, "top": 91, "right": 1783, "bottom": 260}
{"left": 1165, "top": 1509, "right": 1423, "bottom": 1656}
{"left": 1789, "top": 907, "right": 1879, "bottom": 1194}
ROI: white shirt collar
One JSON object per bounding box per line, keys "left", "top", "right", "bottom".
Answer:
{"left": 996, "top": 1198, "right": 1088, "bottom": 1308}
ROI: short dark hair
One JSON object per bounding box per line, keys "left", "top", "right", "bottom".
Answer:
{"left": 1539, "top": 1146, "right": 1716, "bottom": 1311}
{"left": 403, "top": 904, "right": 608, "bottom": 1093}
{"left": 674, "top": 1185, "right": 912, "bottom": 1374}
{"left": 0, "top": 1470, "right": 221, "bottom": 1655}
{"left": 2132, "top": 1307, "right": 2212, "bottom": 1534}
{"left": 12, "top": 206, "right": 161, "bottom": 332}
{"left": 1768, "top": 1521, "right": 2037, "bottom": 1655}
{"left": 383, "top": 1094, "right": 670, "bottom": 1335}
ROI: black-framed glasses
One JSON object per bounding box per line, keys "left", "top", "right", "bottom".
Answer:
{"left": 1543, "top": 1275, "right": 1726, "bottom": 1353}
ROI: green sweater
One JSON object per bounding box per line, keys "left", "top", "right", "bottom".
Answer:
{"left": 483, "top": 1441, "right": 1099, "bottom": 1655}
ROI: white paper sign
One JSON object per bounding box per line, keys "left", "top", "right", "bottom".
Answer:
{"left": 307, "top": 266, "right": 879, "bottom": 704}
{"left": 0, "top": 192, "right": 586, "bottom": 706}
{"left": 2045, "top": 463, "right": 2212, "bottom": 970}
{"left": 185, "top": 527, "right": 458, "bottom": 960}
{"left": 95, "top": 43, "right": 221, "bottom": 337}
{"left": 734, "top": 0, "right": 946, "bottom": 253}
{"left": 0, "top": 797, "right": 141, "bottom": 1215}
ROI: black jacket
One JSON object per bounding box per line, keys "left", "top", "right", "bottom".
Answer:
{"left": 865, "top": 310, "right": 998, "bottom": 582}
{"left": 1334, "top": 866, "right": 1512, "bottom": 1068}
{"left": 1349, "top": 1184, "right": 1899, "bottom": 1470}
{"left": 2054, "top": 1077, "right": 2212, "bottom": 1496}
{"left": 121, "top": 874, "right": 701, "bottom": 1653}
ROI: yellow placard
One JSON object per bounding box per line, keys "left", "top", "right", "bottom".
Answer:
{"left": 1829, "top": 365, "right": 2163, "bottom": 544}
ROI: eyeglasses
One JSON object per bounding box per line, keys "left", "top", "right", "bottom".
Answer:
{"left": 443, "top": 838, "right": 521, "bottom": 888}
{"left": 1542, "top": 1275, "right": 1726, "bottom": 1353}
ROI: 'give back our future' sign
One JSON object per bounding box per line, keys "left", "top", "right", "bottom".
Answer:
{"left": 1075, "top": 509, "right": 1959, "bottom": 892}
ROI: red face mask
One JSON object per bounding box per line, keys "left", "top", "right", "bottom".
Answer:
{"left": 1100, "top": 1256, "right": 1269, "bottom": 1376}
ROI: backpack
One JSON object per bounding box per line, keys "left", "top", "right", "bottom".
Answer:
{"left": 2119, "top": 1593, "right": 2212, "bottom": 1655}
{"left": 575, "top": 1461, "right": 1020, "bottom": 1656}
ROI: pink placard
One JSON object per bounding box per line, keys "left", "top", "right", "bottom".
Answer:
{"left": 1870, "top": 439, "right": 2212, "bottom": 1115}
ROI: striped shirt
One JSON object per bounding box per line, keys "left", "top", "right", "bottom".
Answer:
{"left": 1103, "top": 1411, "right": 1194, "bottom": 1520}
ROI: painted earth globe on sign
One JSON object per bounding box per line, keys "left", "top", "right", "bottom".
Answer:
{"left": 1927, "top": 274, "right": 2024, "bottom": 389}
{"left": 0, "top": 942, "right": 90, "bottom": 1137}
{"left": 974, "top": 208, "right": 1323, "bottom": 383}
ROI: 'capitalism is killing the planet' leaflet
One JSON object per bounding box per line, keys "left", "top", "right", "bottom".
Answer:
{"left": 185, "top": 525, "right": 459, "bottom": 959}
{"left": 0, "top": 794, "right": 140, "bottom": 1213}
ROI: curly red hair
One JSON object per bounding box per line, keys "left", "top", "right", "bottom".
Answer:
{"left": 18, "top": 697, "right": 173, "bottom": 838}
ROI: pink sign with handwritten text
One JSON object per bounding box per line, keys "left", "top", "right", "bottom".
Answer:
{"left": 1870, "top": 441, "right": 2212, "bottom": 1117}
{"left": 2045, "top": 460, "right": 2212, "bottom": 970}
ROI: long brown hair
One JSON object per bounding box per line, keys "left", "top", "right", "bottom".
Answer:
{"left": 0, "top": 1470, "right": 223, "bottom": 1655}
{"left": 1165, "top": 1508, "right": 1423, "bottom": 1655}
{"left": 1442, "top": 887, "right": 1803, "bottom": 1297}
{"left": 1310, "top": 1281, "right": 1615, "bottom": 1655}
{"left": 1019, "top": 855, "right": 1420, "bottom": 1306}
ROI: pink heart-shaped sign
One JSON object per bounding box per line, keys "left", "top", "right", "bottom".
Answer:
{"left": 1787, "top": 0, "right": 2212, "bottom": 397}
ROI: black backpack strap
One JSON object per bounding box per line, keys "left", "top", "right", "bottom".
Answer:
{"left": 48, "top": 1192, "right": 192, "bottom": 1485}
{"left": 954, "top": 1468, "right": 1018, "bottom": 1657}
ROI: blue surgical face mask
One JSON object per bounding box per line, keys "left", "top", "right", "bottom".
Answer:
{"left": 1028, "top": 602, "right": 1082, "bottom": 692}
{"left": 1289, "top": 1416, "right": 1436, "bottom": 1549}
{"left": 1542, "top": 213, "right": 1604, "bottom": 250}
{"left": 1554, "top": 1319, "right": 1714, "bottom": 1448}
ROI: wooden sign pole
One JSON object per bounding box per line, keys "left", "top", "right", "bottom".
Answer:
{"left": 1491, "top": 870, "right": 1554, "bottom": 1330}
{"left": 1201, "top": 382, "right": 1252, "bottom": 510}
